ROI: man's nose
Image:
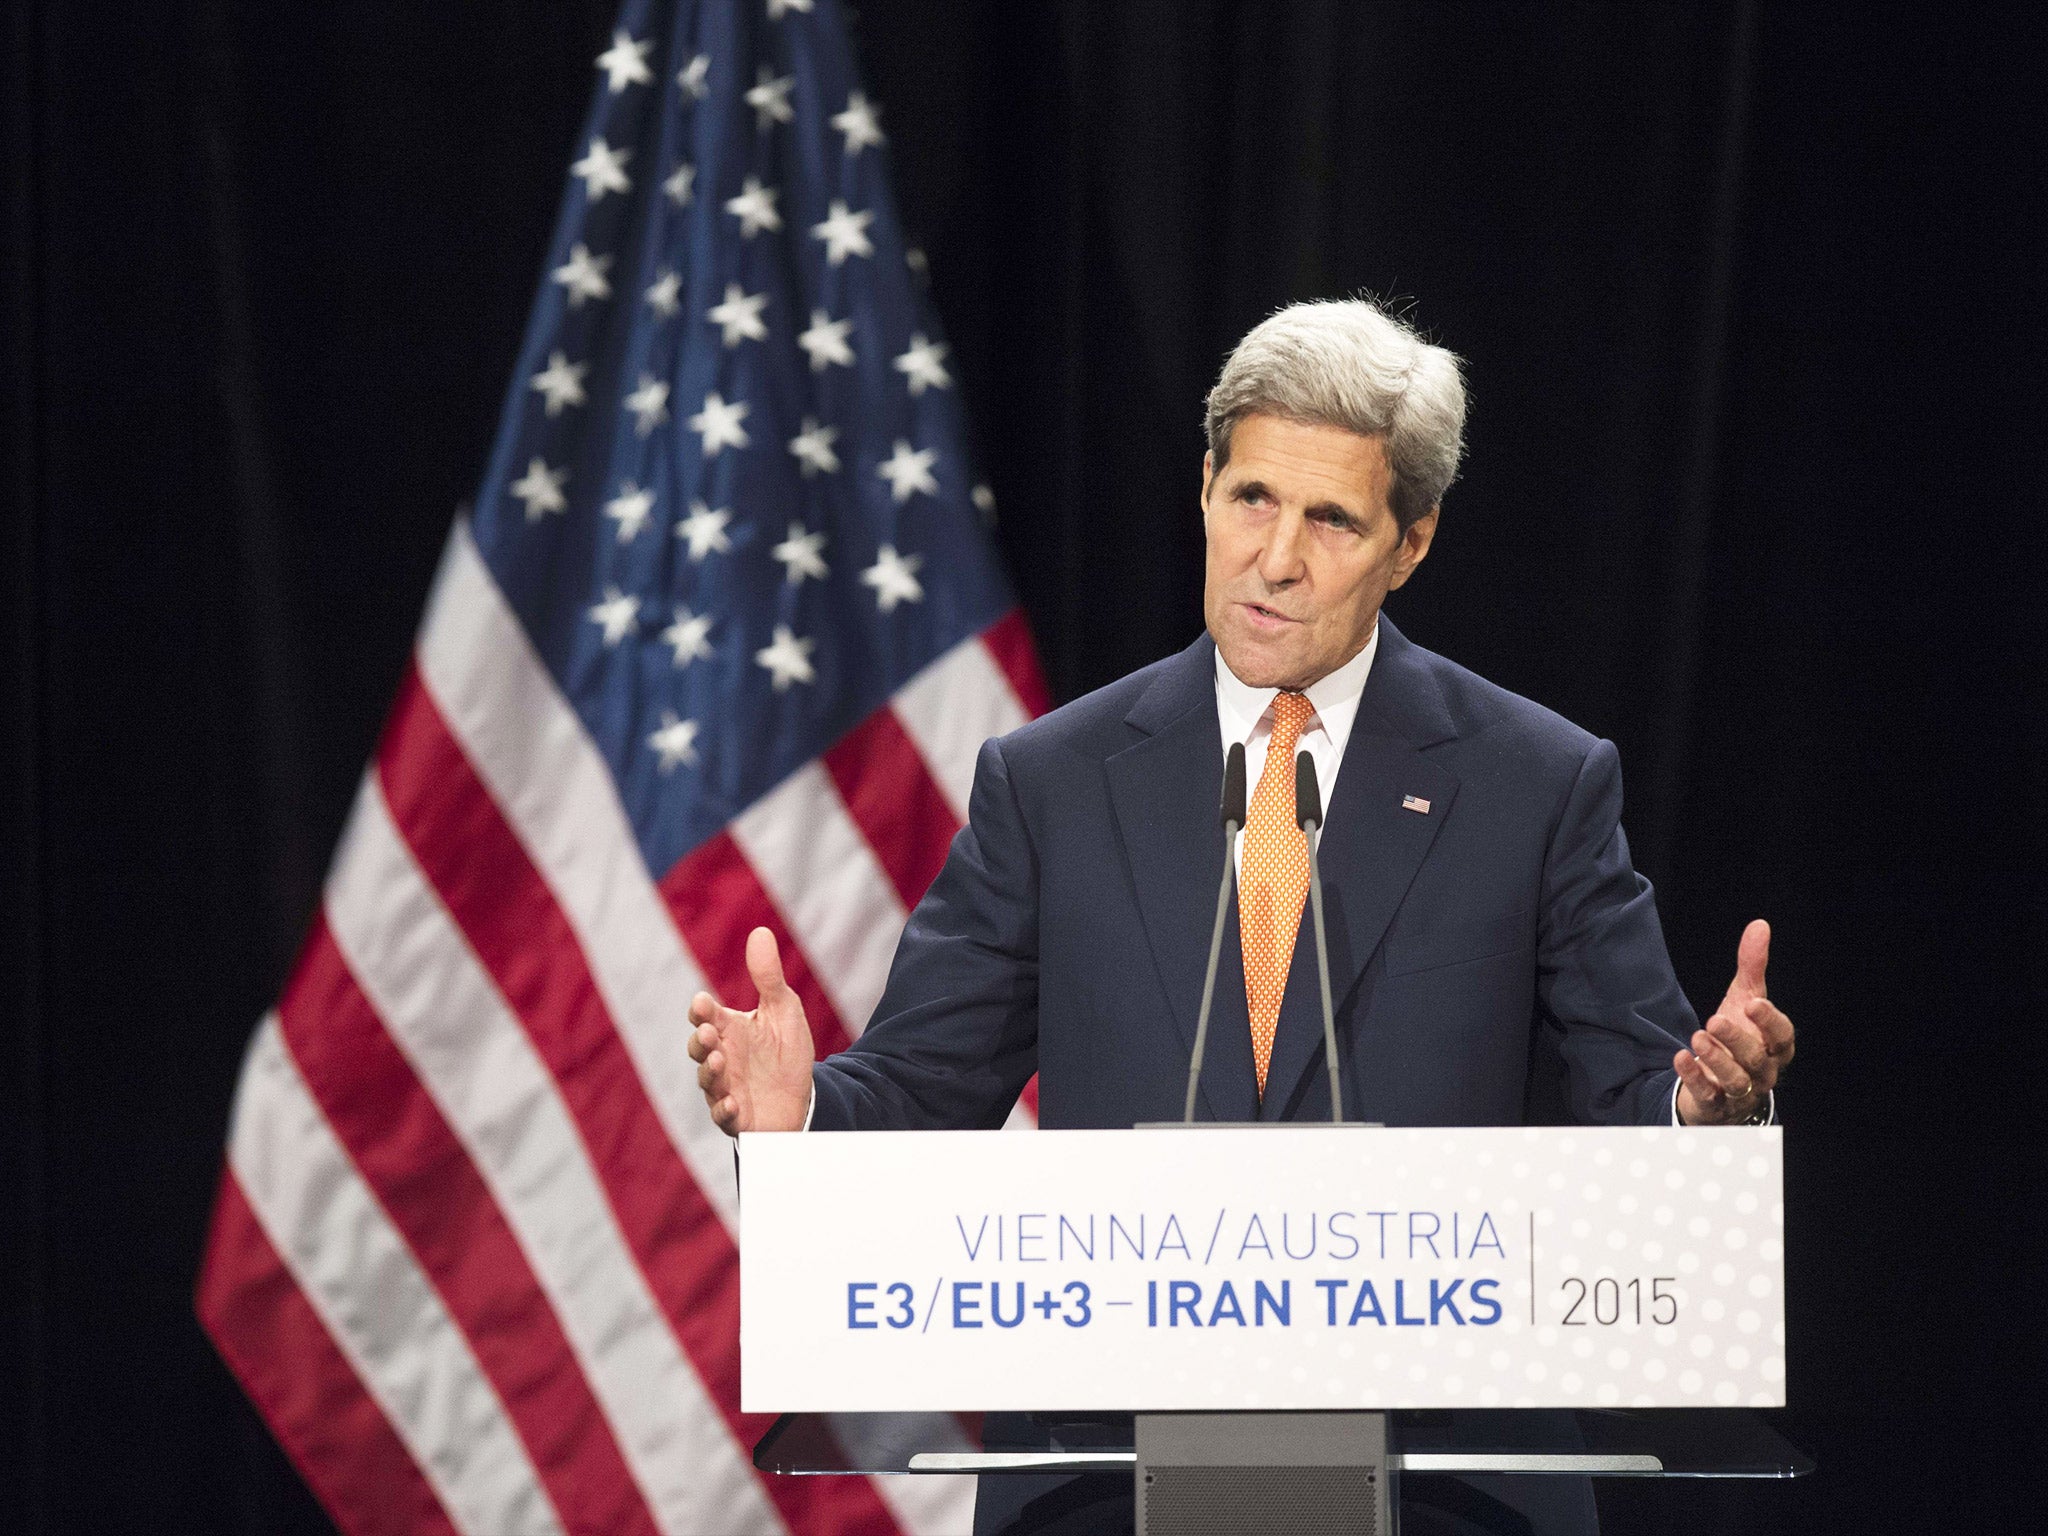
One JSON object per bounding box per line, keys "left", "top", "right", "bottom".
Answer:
{"left": 1255, "top": 509, "right": 1309, "bottom": 588}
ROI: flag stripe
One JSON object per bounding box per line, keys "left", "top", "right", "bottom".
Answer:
{"left": 663, "top": 829, "right": 857, "bottom": 1055}
{"left": 823, "top": 706, "right": 961, "bottom": 912}
{"left": 890, "top": 631, "right": 1034, "bottom": 825}
{"left": 325, "top": 778, "right": 783, "bottom": 1536}
{"left": 982, "top": 609, "right": 1055, "bottom": 718}
{"left": 373, "top": 685, "right": 906, "bottom": 1536}
{"left": 226, "top": 1015, "right": 564, "bottom": 1536}
{"left": 198, "top": 1172, "right": 467, "bottom": 1536}
{"left": 732, "top": 761, "right": 908, "bottom": 1038}
{"left": 416, "top": 525, "right": 740, "bottom": 1233}
{"left": 279, "top": 916, "right": 662, "bottom": 1536}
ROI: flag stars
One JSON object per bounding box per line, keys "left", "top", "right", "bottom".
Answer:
{"left": 831, "top": 91, "right": 885, "bottom": 154}
{"left": 746, "top": 67, "right": 796, "bottom": 130}
{"left": 678, "top": 53, "right": 711, "bottom": 100}
{"left": 570, "top": 136, "right": 632, "bottom": 202}
{"left": 664, "top": 162, "right": 697, "bottom": 207}
{"left": 587, "top": 585, "right": 641, "bottom": 647}
{"left": 861, "top": 545, "right": 925, "bottom": 612}
{"left": 624, "top": 373, "right": 671, "bottom": 436}
{"left": 510, "top": 458, "right": 568, "bottom": 520}
{"left": 604, "top": 482, "right": 656, "bottom": 542}
{"left": 551, "top": 243, "right": 612, "bottom": 307}
{"left": 771, "top": 521, "right": 829, "bottom": 585}
{"left": 724, "top": 175, "right": 782, "bottom": 238}
{"left": 894, "top": 333, "right": 952, "bottom": 395}
{"left": 676, "top": 500, "right": 734, "bottom": 560}
{"left": 811, "top": 200, "right": 876, "bottom": 265}
{"left": 688, "top": 391, "right": 751, "bottom": 455}
{"left": 755, "top": 624, "right": 817, "bottom": 690}
{"left": 528, "top": 350, "right": 586, "bottom": 415}
{"left": 660, "top": 606, "right": 716, "bottom": 667}
{"left": 644, "top": 269, "right": 682, "bottom": 320}
{"left": 595, "top": 30, "right": 653, "bottom": 93}
{"left": 647, "top": 711, "right": 702, "bottom": 772}
{"left": 788, "top": 418, "right": 841, "bottom": 477}
{"left": 707, "top": 282, "right": 769, "bottom": 347}
{"left": 797, "top": 309, "right": 855, "bottom": 371}
{"left": 767, "top": 0, "right": 814, "bottom": 18}
{"left": 877, "top": 439, "right": 939, "bottom": 502}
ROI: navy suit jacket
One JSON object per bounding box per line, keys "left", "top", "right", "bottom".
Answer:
{"left": 812, "top": 617, "right": 1692, "bottom": 1132}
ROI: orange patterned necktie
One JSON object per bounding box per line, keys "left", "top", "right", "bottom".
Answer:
{"left": 1239, "top": 692, "right": 1315, "bottom": 1097}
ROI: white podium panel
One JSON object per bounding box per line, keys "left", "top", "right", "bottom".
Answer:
{"left": 740, "top": 1125, "right": 1784, "bottom": 1413}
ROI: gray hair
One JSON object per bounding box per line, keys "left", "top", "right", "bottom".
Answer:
{"left": 1204, "top": 299, "right": 1468, "bottom": 533}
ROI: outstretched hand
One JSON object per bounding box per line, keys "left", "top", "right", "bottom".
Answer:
{"left": 1675, "top": 919, "right": 1796, "bottom": 1125}
{"left": 686, "top": 926, "right": 816, "bottom": 1137}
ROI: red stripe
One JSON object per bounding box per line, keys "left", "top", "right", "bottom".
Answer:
{"left": 662, "top": 828, "right": 856, "bottom": 1057}
{"left": 197, "top": 1171, "right": 464, "bottom": 1536}
{"left": 982, "top": 608, "right": 1054, "bottom": 718}
{"left": 824, "top": 706, "right": 961, "bottom": 911}
{"left": 278, "top": 916, "right": 658, "bottom": 1536}
{"left": 378, "top": 668, "right": 899, "bottom": 1536}
{"left": 1020, "top": 1074, "right": 1041, "bottom": 1118}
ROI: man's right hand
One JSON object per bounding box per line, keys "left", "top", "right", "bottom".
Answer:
{"left": 686, "top": 926, "right": 815, "bottom": 1136}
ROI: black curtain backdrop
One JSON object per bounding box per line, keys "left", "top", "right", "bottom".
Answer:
{"left": 5, "top": 2, "right": 2042, "bottom": 1532}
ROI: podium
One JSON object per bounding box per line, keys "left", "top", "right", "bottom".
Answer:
{"left": 741, "top": 1126, "right": 1809, "bottom": 1532}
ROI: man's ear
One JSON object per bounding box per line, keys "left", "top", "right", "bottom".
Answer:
{"left": 1201, "top": 450, "right": 1215, "bottom": 505}
{"left": 1388, "top": 508, "right": 1439, "bottom": 590}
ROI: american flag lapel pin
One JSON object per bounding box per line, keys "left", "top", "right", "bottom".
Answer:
{"left": 1402, "top": 794, "right": 1431, "bottom": 814}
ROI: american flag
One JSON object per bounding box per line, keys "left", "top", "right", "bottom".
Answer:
{"left": 196, "top": 2, "right": 1048, "bottom": 1532}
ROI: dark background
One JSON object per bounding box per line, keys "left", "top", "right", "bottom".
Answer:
{"left": 5, "top": 1, "right": 2043, "bottom": 1531}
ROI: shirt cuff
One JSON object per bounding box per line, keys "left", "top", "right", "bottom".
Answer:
{"left": 1671, "top": 1080, "right": 1776, "bottom": 1126}
{"left": 802, "top": 1082, "right": 815, "bottom": 1131}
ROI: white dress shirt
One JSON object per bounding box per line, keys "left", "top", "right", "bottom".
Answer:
{"left": 1213, "top": 620, "right": 1378, "bottom": 872}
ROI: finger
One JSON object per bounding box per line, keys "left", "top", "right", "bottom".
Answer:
{"left": 1734, "top": 918, "right": 1770, "bottom": 997}
{"left": 710, "top": 1094, "right": 740, "bottom": 1137}
{"left": 1704, "top": 1012, "right": 1770, "bottom": 1080}
{"left": 687, "top": 990, "right": 723, "bottom": 1027}
{"left": 1745, "top": 998, "right": 1796, "bottom": 1062}
{"left": 1673, "top": 1051, "right": 1726, "bottom": 1120}
{"left": 1689, "top": 1026, "right": 1756, "bottom": 1098}
{"left": 745, "top": 925, "right": 790, "bottom": 1008}
{"left": 687, "top": 1019, "right": 715, "bottom": 1064}
{"left": 696, "top": 1046, "right": 725, "bottom": 1093}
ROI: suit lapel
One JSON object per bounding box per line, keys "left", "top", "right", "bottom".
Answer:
{"left": 1261, "top": 618, "right": 1462, "bottom": 1118}
{"left": 1104, "top": 637, "right": 1260, "bottom": 1121}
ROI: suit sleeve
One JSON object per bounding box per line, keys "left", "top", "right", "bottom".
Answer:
{"left": 807, "top": 735, "right": 1040, "bottom": 1130}
{"left": 1537, "top": 737, "right": 1693, "bottom": 1125}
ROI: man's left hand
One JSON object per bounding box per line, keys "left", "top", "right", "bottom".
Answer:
{"left": 1676, "top": 918, "right": 1796, "bottom": 1125}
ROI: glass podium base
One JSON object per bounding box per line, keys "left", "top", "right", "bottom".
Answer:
{"left": 754, "top": 1406, "right": 1814, "bottom": 1479}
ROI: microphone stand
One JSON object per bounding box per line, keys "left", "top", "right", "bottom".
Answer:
{"left": 1182, "top": 742, "right": 1246, "bottom": 1124}
{"left": 1296, "top": 751, "right": 1344, "bottom": 1124}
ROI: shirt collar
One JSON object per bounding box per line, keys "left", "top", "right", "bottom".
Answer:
{"left": 1212, "top": 618, "right": 1380, "bottom": 756}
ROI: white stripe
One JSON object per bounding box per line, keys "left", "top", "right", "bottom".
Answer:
{"left": 416, "top": 523, "right": 742, "bottom": 1233}
{"left": 731, "top": 762, "right": 906, "bottom": 1038}
{"left": 890, "top": 635, "right": 1032, "bottom": 826}
{"left": 326, "top": 781, "right": 781, "bottom": 1536}
{"left": 228, "top": 1015, "right": 563, "bottom": 1536}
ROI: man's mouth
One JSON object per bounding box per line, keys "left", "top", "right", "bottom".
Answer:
{"left": 1239, "top": 601, "right": 1298, "bottom": 629}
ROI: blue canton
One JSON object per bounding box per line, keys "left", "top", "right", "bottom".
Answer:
{"left": 467, "top": 0, "right": 1014, "bottom": 877}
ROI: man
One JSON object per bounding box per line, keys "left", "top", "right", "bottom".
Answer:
{"left": 690, "top": 300, "right": 1796, "bottom": 1532}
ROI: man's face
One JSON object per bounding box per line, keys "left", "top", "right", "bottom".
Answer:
{"left": 1202, "top": 413, "right": 1437, "bottom": 691}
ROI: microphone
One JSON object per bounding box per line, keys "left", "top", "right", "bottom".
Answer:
{"left": 1182, "top": 741, "right": 1247, "bottom": 1123}
{"left": 1295, "top": 751, "right": 1345, "bottom": 1124}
